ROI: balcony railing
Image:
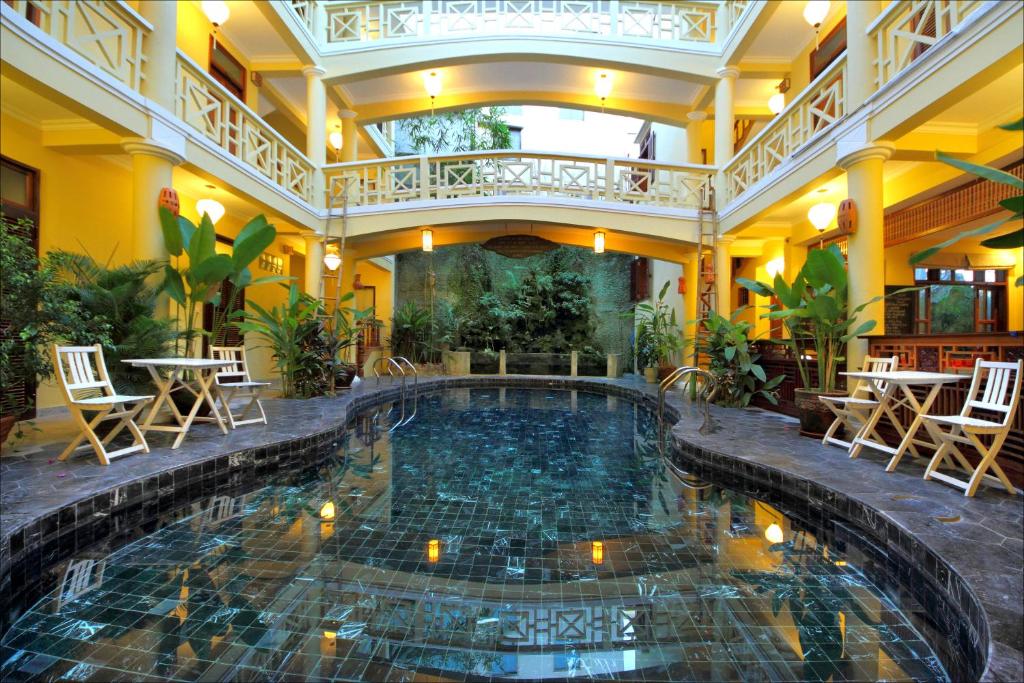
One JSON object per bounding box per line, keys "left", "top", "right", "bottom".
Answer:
{"left": 287, "top": 0, "right": 753, "bottom": 48}
{"left": 5, "top": 0, "right": 149, "bottom": 91}
{"left": 175, "top": 53, "right": 315, "bottom": 204}
{"left": 868, "top": 0, "right": 983, "bottom": 91}
{"left": 323, "top": 151, "right": 712, "bottom": 210}
{"left": 721, "top": 55, "right": 847, "bottom": 205}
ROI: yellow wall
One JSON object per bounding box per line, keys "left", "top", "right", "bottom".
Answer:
{"left": 353, "top": 260, "right": 395, "bottom": 343}
{"left": 176, "top": 2, "right": 262, "bottom": 112}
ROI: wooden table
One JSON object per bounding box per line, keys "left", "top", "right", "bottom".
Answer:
{"left": 842, "top": 370, "right": 967, "bottom": 472}
{"left": 123, "top": 358, "right": 233, "bottom": 449}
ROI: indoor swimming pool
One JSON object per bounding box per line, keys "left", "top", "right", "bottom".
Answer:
{"left": 0, "top": 388, "right": 951, "bottom": 681}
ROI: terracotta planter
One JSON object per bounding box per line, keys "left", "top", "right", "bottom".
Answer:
{"left": 794, "top": 388, "right": 845, "bottom": 438}
{"left": 0, "top": 415, "right": 16, "bottom": 447}
{"left": 643, "top": 367, "right": 658, "bottom": 384}
{"left": 657, "top": 365, "right": 677, "bottom": 382}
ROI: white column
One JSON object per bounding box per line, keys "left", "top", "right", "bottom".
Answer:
{"left": 845, "top": 0, "right": 882, "bottom": 111}
{"left": 713, "top": 66, "right": 740, "bottom": 167}
{"left": 122, "top": 140, "right": 183, "bottom": 262}
{"left": 304, "top": 65, "right": 327, "bottom": 207}
{"left": 685, "top": 111, "right": 707, "bottom": 165}
{"left": 340, "top": 109, "right": 358, "bottom": 162}
{"left": 838, "top": 142, "right": 894, "bottom": 372}
{"left": 138, "top": 0, "right": 177, "bottom": 111}
{"left": 715, "top": 235, "right": 733, "bottom": 316}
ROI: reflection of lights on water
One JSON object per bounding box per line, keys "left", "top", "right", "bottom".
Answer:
{"left": 835, "top": 560, "right": 847, "bottom": 566}
{"left": 591, "top": 541, "right": 604, "bottom": 565}
{"left": 323, "top": 631, "right": 336, "bottom": 640}
{"left": 319, "top": 501, "right": 335, "bottom": 520}
{"left": 427, "top": 539, "right": 440, "bottom": 563}
{"left": 764, "top": 523, "right": 784, "bottom": 544}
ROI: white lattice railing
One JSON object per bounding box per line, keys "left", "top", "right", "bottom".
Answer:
{"left": 176, "top": 53, "right": 315, "bottom": 204}
{"left": 869, "top": 0, "right": 983, "bottom": 91}
{"left": 721, "top": 55, "right": 847, "bottom": 205}
{"left": 323, "top": 151, "right": 712, "bottom": 210}
{"left": 287, "top": 1, "right": 755, "bottom": 47}
{"left": 5, "top": 0, "right": 149, "bottom": 91}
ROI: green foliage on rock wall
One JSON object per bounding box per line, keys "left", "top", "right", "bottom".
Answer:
{"left": 395, "top": 245, "right": 633, "bottom": 355}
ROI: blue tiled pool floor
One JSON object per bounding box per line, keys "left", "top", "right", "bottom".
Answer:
{"left": 1, "top": 389, "right": 948, "bottom": 681}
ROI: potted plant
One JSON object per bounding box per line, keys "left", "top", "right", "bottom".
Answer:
{"left": 738, "top": 245, "right": 902, "bottom": 436}
{"left": 634, "top": 319, "right": 659, "bottom": 383}
{"left": 635, "top": 280, "right": 684, "bottom": 381}
{"left": 239, "top": 283, "right": 320, "bottom": 398}
{"left": 699, "top": 309, "right": 784, "bottom": 407}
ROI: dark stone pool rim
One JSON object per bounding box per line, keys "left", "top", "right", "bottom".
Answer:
{"left": 0, "top": 375, "right": 1015, "bottom": 680}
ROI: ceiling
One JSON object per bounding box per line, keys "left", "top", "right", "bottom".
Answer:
{"left": 0, "top": 75, "right": 83, "bottom": 123}
{"left": 213, "top": 0, "right": 294, "bottom": 61}
{"left": 744, "top": 1, "right": 827, "bottom": 62}
{"left": 930, "top": 64, "right": 1024, "bottom": 130}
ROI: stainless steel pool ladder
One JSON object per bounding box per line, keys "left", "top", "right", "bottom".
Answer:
{"left": 391, "top": 356, "right": 418, "bottom": 389}
{"left": 372, "top": 356, "right": 406, "bottom": 389}
{"left": 371, "top": 356, "right": 419, "bottom": 430}
{"left": 658, "top": 366, "right": 716, "bottom": 439}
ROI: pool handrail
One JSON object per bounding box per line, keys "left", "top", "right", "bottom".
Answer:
{"left": 658, "top": 366, "right": 716, "bottom": 438}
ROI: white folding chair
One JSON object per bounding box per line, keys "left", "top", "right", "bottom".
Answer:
{"left": 819, "top": 355, "right": 899, "bottom": 449}
{"left": 922, "top": 359, "right": 1022, "bottom": 497}
{"left": 210, "top": 346, "right": 269, "bottom": 428}
{"left": 52, "top": 344, "right": 153, "bottom": 465}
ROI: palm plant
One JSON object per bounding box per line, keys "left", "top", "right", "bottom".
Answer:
{"left": 389, "top": 302, "right": 433, "bottom": 362}
{"left": 699, "top": 309, "right": 783, "bottom": 407}
{"left": 238, "top": 283, "right": 320, "bottom": 398}
{"left": 45, "top": 251, "right": 176, "bottom": 393}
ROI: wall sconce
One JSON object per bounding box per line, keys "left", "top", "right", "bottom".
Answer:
{"left": 764, "top": 522, "right": 784, "bottom": 544}
{"left": 427, "top": 539, "right": 441, "bottom": 563}
{"left": 201, "top": 1, "right": 230, "bottom": 49}
{"left": 328, "top": 124, "right": 343, "bottom": 163}
{"left": 594, "top": 72, "right": 612, "bottom": 111}
{"left": 593, "top": 230, "right": 605, "bottom": 254}
{"left": 421, "top": 228, "right": 433, "bottom": 252}
{"left": 323, "top": 246, "right": 341, "bottom": 271}
{"left": 319, "top": 501, "right": 335, "bottom": 521}
{"left": 591, "top": 540, "right": 604, "bottom": 565}
{"left": 423, "top": 71, "right": 441, "bottom": 115}
{"left": 196, "top": 198, "right": 225, "bottom": 225}
{"left": 768, "top": 77, "right": 791, "bottom": 115}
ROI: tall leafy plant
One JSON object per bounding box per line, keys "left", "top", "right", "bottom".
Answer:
{"left": 238, "top": 283, "right": 320, "bottom": 398}
{"left": 910, "top": 118, "right": 1023, "bottom": 284}
{"left": 738, "top": 246, "right": 910, "bottom": 393}
{"left": 634, "top": 280, "right": 684, "bottom": 366}
{"left": 159, "top": 208, "right": 285, "bottom": 356}
{"left": 45, "top": 251, "right": 176, "bottom": 393}
{"left": 398, "top": 107, "right": 512, "bottom": 154}
{"left": 699, "top": 309, "right": 783, "bottom": 407}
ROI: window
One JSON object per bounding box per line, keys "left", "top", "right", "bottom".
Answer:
{"left": 3, "top": 0, "right": 41, "bottom": 25}
{"left": 508, "top": 126, "right": 522, "bottom": 150}
{"left": 913, "top": 268, "right": 1008, "bottom": 334}
{"left": 559, "top": 108, "right": 584, "bottom": 120}
{"left": 209, "top": 37, "right": 246, "bottom": 100}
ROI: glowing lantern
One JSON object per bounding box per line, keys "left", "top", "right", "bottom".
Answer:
{"left": 808, "top": 201, "right": 837, "bottom": 231}
{"left": 323, "top": 246, "right": 341, "bottom": 271}
{"left": 201, "top": 0, "right": 230, "bottom": 26}
{"left": 591, "top": 540, "right": 604, "bottom": 565}
{"left": 421, "top": 228, "right": 433, "bottom": 252}
{"left": 802, "top": 1, "right": 829, "bottom": 29}
{"left": 196, "top": 198, "right": 225, "bottom": 225}
{"left": 768, "top": 92, "right": 785, "bottom": 114}
{"left": 593, "top": 230, "right": 605, "bottom": 254}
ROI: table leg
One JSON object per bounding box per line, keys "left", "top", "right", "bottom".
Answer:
{"left": 848, "top": 380, "right": 895, "bottom": 459}
{"left": 139, "top": 365, "right": 180, "bottom": 431}
{"left": 196, "top": 367, "right": 229, "bottom": 435}
{"left": 884, "top": 382, "right": 944, "bottom": 473}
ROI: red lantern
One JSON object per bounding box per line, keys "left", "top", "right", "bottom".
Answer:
{"left": 158, "top": 187, "right": 180, "bottom": 216}
{"left": 837, "top": 199, "right": 857, "bottom": 234}
{"left": 678, "top": 276, "right": 686, "bottom": 294}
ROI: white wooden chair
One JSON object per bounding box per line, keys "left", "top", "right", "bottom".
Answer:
{"left": 210, "top": 346, "right": 269, "bottom": 428}
{"left": 52, "top": 344, "right": 153, "bottom": 465}
{"left": 922, "top": 359, "right": 1022, "bottom": 497}
{"left": 819, "top": 355, "right": 899, "bottom": 449}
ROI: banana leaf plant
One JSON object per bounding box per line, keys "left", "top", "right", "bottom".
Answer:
{"left": 159, "top": 207, "right": 288, "bottom": 357}
{"left": 738, "top": 246, "right": 914, "bottom": 393}
{"left": 910, "top": 118, "right": 1023, "bottom": 284}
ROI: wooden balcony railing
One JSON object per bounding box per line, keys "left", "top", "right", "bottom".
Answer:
{"left": 5, "top": 0, "right": 150, "bottom": 92}
{"left": 868, "top": 0, "right": 984, "bottom": 92}
{"left": 324, "top": 151, "right": 713, "bottom": 210}
{"left": 721, "top": 55, "right": 846, "bottom": 205}
{"left": 285, "top": 0, "right": 754, "bottom": 48}
{"left": 175, "top": 53, "right": 315, "bottom": 204}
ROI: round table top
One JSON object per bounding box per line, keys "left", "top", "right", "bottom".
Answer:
{"left": 122, "top": 358, "right": 235, "bottom": 367}
{"left": 840, "top": 370, "right": 967, "bottom": 384}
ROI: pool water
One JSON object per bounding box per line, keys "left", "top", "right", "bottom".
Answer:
{"left": 1, "top": 388, "right": 949, "bottom": 682}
